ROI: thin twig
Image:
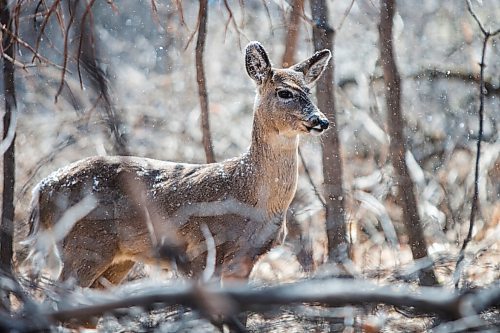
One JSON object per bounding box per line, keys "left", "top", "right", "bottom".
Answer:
{"left": 16, "top": 136, "right": 75, "bottom": 204}
{"left": 260, "top": 0, "right": 273, "bottom": 34}
{"left": 173, "top": 0, "right": 188, "bottom": 28}
{"left": 32, "top": 0, "right": 62, "bottom": 62}
{"left": 0, "top": 24, "right": 64, "bottom": 70}
{"left": 76, "top": 0, "right": 97, "bottom": 89}
{"left": 335, "top": 0, "right": 355, "bottom": 31}
{"left": 298, "top": 146, "right": 326, "bottom": 207}
{"left": 454, "top": 0, "right": 500, "bottom": 289}
{"left": 1, "top": 52, "right": 34, "bottom": 69}
{"left": 150, "top": 0, "right": 159, "bottom": 25}
{"left": 223, "top": 0, "right": 245, "bottom": 49}
{"left": 54, "top": 0, "right": 77, "bottom": 102}
{"left": 0, "top": 105, "right": 17, "bottom": 156}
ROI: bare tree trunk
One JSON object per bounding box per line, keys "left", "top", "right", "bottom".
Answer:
{"left": 281, "top": 0, "right": 316, "bottom": 272}
{"left": 378, "top": 0, "right": 437, "bottom": 286}
{"left": 282, "top": 0, "right": 304, "bottom": 68}
{"left": 196, "top": 0, "right": 215, "bottom": 163}
{"left": 310, "top": 0, "right": 349, "bottom": 261}
{"left": 0, "top": 0, "right": 17, "bottom": 311}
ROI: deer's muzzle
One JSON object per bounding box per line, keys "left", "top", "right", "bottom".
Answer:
{"left": 304, "top": 114, "right": 329, "bottom": 135}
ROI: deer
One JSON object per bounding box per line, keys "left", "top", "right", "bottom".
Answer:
{"left": 24, "top": 42, "right": 331, "bottom": 290}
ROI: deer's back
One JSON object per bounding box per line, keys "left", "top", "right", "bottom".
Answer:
{"left": 36, "top": 155, "right": 235, "bottom": 221}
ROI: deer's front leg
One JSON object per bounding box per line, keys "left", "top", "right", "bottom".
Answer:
{"left": 221, "top": 253, "right": 254, "bottom": 284}
{"left": 220, "top": 251, "right": 255, "bottom": 331}
{"left": 221, "top": 215, "right": 284, "bottom": 284}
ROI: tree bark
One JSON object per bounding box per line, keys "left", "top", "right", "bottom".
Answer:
{"left": 378, "top": 0, "right": 437, "bottom": 286}
{"left": 282, "top": 0, "right": 304, "bottom": 68}
{"left": 196, "top": 0, "right": 215, "bottom": 163}
{"left": 310, "top": 0, "right": 349, "bottom": 261}
{"left": 281, "top": 0, "right": 316, "bottom": 271}
{"left": 0, "top": 0, "right": 17, "bottom": 311}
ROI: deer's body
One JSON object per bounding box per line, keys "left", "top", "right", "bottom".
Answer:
{"left": 26, "top": 42, "right": 331, "bottom": 287}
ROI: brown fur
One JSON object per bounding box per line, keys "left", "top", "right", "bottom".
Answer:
{"left": 25, "top": 42, "right": 331, "bottom": 287}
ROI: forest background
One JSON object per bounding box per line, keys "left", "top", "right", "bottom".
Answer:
{"left": 0, "top": 0, "right": 499, "bottom": 332}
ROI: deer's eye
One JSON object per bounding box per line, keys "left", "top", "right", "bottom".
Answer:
{"left": 277, "top": 90, "right": 294, "bottom": 99}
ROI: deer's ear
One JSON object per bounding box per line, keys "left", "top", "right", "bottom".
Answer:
{"left": 245, "top": 41, "right": 272, "bottom": 84}
{"left": 292, "top": 49, "right": 331, "bottom": 85}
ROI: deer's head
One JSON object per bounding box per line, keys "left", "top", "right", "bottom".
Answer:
{"left": 245, "top": 41, "right": 331, "bottom": 137}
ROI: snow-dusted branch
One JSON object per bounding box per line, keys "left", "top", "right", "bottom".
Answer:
{"left": 3, "top": 277, "right": 498, "bottom": 331}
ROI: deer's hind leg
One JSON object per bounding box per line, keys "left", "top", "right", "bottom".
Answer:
{"left": 60, "top": 219, "right": 121, "bottom": 287}
{"left": 91, "top": 260, "right": 135, "bottom": 288}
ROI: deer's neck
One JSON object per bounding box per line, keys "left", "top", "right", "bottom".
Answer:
{"left": 243, "top": 110, "right": 299, "bottom": 216}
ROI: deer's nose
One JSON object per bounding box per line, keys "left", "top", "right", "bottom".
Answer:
{"left": 310, "top": 115, "right": 329, "bottom": 130}
{"left": 319, "top": 118, "right": 329, "bottom": 130}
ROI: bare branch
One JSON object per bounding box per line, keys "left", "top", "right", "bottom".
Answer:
{"left": 173, "top": 0, "right": 188, "bottom": 28}
{"left": 196, "top": 0, "right": 215, "bottom": 163}
{"left": 455, "top": 0, "right": 500, "bottom": 289}
{"left": 336, "top": 0, "right": 355, "bottom": 31}
{"left": 150, "top": 0, "right": 159, "bottom": 25}
{"left": 465, "top": 0, "right": 486, "bottom": 35}
{"left": 0, "top": 24, "right": 65, "bottom": 70}
{"left": 16, "top": 279, "right": 498, "bottom": 327}
{"left": 201, "top": 224, "right": 216, "bottom": 283}
{"left": 223, "top": 0, "right": 244, "bottom": 49}
{"left": 32, "top": 0, "right": 62, "bottom": 63}
{"left": 298, "top": 146, "right": 326, "bottom": 207}
{"left": 0, "top": 105, "right": 17, "bottom": 156}
{"left": 17, "top": 136, "right": 75, "bottom": 204}
{"left": 54, "top": 0, "right": 77, "bottom": 102}
{"left": 76, "top": 0, "right": 97, "bottom": 89}
{"left": 259, "top": 0, "right": 274, "bottom": 34}
{"left": 339, "top": 68, "right": 500, "bottom": 97}
{"left": 1, "top": 51, "right": 34, "bottom": 69}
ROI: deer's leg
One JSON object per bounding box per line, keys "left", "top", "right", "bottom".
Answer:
{"left": 91, "top": 260, "right": 135, "bottom": 288}
{"left": 60, "top": 248, "right": 115, "bottom": 288}
{"left": 221, "top": 253, "right": 255, "bottom": 331}
{"left": 60, "top": 219, "right": 119, "bottom": 287}
{"left": 220, "top": 255, "right": 253, "bottom": 284}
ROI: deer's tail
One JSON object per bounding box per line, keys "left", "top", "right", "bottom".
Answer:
{"left": 23, "top": 184, "right": 41, "bottom": 244}
{"left": 20, "top": 184, "right": 63, "bottom": 280}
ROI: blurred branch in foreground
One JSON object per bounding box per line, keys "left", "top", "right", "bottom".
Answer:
{"left": 454, "top": 0, "right": 500, "bottom": 289}
{"left": 378, "top": 0, "right": 438, "bottom": 286}
{"left": 2, "top": 276, "right": 499, "bottom": 331}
